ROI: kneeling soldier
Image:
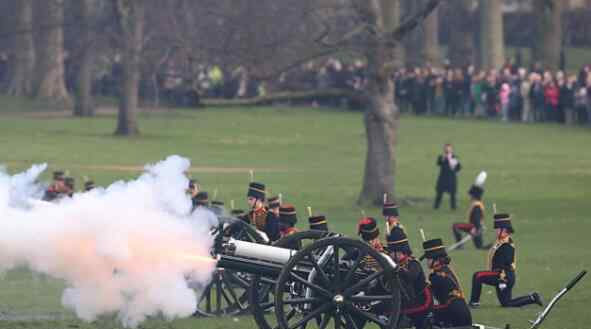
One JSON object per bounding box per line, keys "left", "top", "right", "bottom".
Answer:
{"left": 469, "top": 213, "right": 543, "bottom": 308}
{"left": 421, "top": 238, "right": 472, "bottom": 327}
{"left": 387, "top": 230, "right": 432, "bottom": 329}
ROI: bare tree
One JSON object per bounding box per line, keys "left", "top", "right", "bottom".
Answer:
{"left": 479, "top": 0, "right": 505, "bottom": 69}
{"left": 447, "top": 0, "right": 475, "bottom": 67}
{"left": 33, "top": 0, "right": 72, "bottom": 107}
{"left": 6, "top": 0, "right": 35, "bottom": 96}
{"left": 422, "top": 0, "right": 440, "bottom": 65}
{"left": 74, "top": 0, "right": 100, "bottom": 117}
{"left": 532, "top": 0, "right": 563, "bottom": 69}
{"left": 113, "top": 0, "right": 145, "bottom": 136}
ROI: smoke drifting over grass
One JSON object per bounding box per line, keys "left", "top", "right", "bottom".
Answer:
{"left": 0, "top": 156, "right": 216, "bottom": 327}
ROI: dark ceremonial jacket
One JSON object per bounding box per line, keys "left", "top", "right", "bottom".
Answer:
{"left": 488, "top": 238, "right": 516, "bottom": 274}
{"left": 430, "top": 265, "right": 465, "bottom": 306}
{"left": 398, "top": 257, "right": 431, "bottom": 315}
{"left": 264, "top": 212, "right": 280, "bottom": 242}
{"left": 436, "top": 154, "right": 461, "bottom": 193}
{"left": 467, "top": 201, "right": 484, "bottom": 230}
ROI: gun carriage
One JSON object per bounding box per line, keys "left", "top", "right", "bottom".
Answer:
{"left": 195, "top": 216, "right": 403, "bottom": 329}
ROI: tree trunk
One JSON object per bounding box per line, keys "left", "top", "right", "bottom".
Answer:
{"left": 422, "top": 0, "right": 440, "bottom": 65}
{"left": 358, "top": 0, "right": 399, "bottom": 205}
{"left": 479, "top": 0, "right": 505, "bottom": 70}
{"left": 6, "top": 0, "right": 35, "bottom": 96}
{"left": 33, "top": 0, "right": 72, "bottom": 108}
{"left": 532, "top": 0, "right": 562, "bottom": 70}
{"left": 402, "top": 1, "right": 421, "bottom": 67}
{"left": 74, "top": 0, "right": 98, "bottom": 117}
{"left": 114, "top": 0, "right": 144, "bottom": 136}
{"left": 383, "top": 0, "right": 404, "bottom": 68}
{"left": 448, "top": 0, "right": 475, "bottom": 67}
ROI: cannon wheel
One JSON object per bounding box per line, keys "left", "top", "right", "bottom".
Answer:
{"left": 194, "top": 220, "right": 266, "bottom": 317}
{"left": 274, "top": 237, "right": 401, "bottom": 329}
{"left": 250, "top": 230, "right": 334, "bottom": 329}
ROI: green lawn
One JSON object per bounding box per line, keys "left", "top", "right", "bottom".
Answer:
{"left": 0, "top": 104, "right": 590, "bottom": 329}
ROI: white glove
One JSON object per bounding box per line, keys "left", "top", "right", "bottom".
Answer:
{"left": 499, "top": 283, "right": 507, "bottom": 290}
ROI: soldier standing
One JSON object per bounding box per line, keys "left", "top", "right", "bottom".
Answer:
{"left": 242, "top": 182, "right": 268, "bottom": 230}
{"left": 308, "top": 214, "right": 329, "bottom": 232}
{"left": 451, "top": 184, "right": 491, "bottom": 250}
{"left": 434, "top": 144, "right": 461, "bottom": 210}
{"left": 421, "top": 238, "right": 472, "bottom": 327}
{"left": 386, "top": 229, "right": 432, "bottom": 329}
{"left": 469, "top": 214, "right": 543, "bottom": 308}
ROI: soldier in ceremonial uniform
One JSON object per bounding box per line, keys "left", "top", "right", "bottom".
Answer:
{"left": 386, "top": 229, "right": 432, "bottom": 329}
{"left": 469, "top": 214, "right": 543, "bottom": 308}
{"left": 308, "top": 214, "right": 329, "bottom": 232}
{"left": 421, "top": 238, "right": 472, "bottom": 327}
{"left": 452, "top": 184, "right": 491, "bottom": 249}
{"left": 278, "top": 204, "right": 299, "bottom": 238}
{"left": 188, "top": 180, "right": 200, "bottom": 209}
{"left": 265, "top": 196, "right": 281, "bottom": 242}
{"left": 434, "top": 143, "right": 461, "bottom": 210}
{"left": 43, "top": 171, "right": 66, "bottom": 201}
{"left": 358, "top": 217, "right": 384, "bottom": 253}
{"left": 241, "top": 182, "right": 267, "bottom": 227}
{"left": 383, "top": 202, "right": 405, "bottom": 238}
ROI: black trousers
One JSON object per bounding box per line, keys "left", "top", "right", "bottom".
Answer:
{"left": 470, "top": 270, "right": 536, "bottom": 307}
{"left": 434, "top": 299, "right": 472, "bottom": 327}
{"left": 434, "top": 190, "right": 457, "bottom": 210}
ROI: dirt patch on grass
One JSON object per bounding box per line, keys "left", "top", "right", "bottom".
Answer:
{"left": 77, "top": 164, "right": 286, "bottom": 174}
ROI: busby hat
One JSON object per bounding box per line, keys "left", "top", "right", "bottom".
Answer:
{"left": 64, "top": 177, "right": 75, "bottom": 189}
{"left": 493, "top": 213, "right": 514, "bottom": 233}
{"left": 247, "top": 182, "right": 266, "bottom": 201}
{"left": 420, "top": 238, "right": 447, "bottom": 260}
{"left": 84, "top": 180, "right": 96, "bottom": 191}
{"left": 358, "top": 217, "right": 379, "bottom": 241}
{"left": 279, "top": 204, "right": 297, "bottom": 226}
{"left": 268, "top": 196, "right": 281, "bottom": 209}
{"left": 308, "top": 215, "right": 328, "bottom": 231}
{"left": 53, "top": 171, "right": 65, "bottom": 181}
{"left": 383, "top": 202, "right": 400, "bottom": 217}
{"left": 468, "top": 185, "right": 484, "bottom": 200}
{"left": 194, "top": 191, "right": 209, "bottom": 206}
{"left": 386, "top": 228, "right": 412, "bottom": 254}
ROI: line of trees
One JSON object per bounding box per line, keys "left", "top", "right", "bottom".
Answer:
{"left": 0, "top": 0, "right": 582, "bottom": 204}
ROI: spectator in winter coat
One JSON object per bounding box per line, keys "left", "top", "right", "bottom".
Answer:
{"left": 500, "top": 83, "right": 511, "bottom": 121}
{"left": 574, "top": 84, "right": 588, "bottom": 125}
{"left": 559, "top": 76, "right": 576, "bottom": 125}
{"left": 544, "top": 81, "right": 560, "bottom": 122}
{"left": 530, "top": 74, "right": 546, "bottom": 122}
{"left": 521, "top": 75, "right": 533, "bottom": 122}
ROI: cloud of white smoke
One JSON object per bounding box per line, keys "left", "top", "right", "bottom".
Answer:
{"left": 0, "top": 156, "right": 216, "bottom": 327}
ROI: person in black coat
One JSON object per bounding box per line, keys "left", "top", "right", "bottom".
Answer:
{"left": 434, "top": 144, "right": 461, "bottom": 210}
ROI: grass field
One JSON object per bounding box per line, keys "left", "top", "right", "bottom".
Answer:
{"left": 0, "top": 99, "right": 590, "bottom": 329}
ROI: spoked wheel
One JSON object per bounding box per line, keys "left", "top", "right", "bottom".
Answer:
{"left": 274, "top": 237, "right": 401, "bottom": 329}
{"left": 194, "top": 220, "right": 266, "bottom": 317}
{"left": 250, "top": 230, "right": 335, "bottom": 329}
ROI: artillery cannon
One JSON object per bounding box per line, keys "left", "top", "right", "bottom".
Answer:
{"left": 198, "top": 219, "right": 403, "bottom": 329}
